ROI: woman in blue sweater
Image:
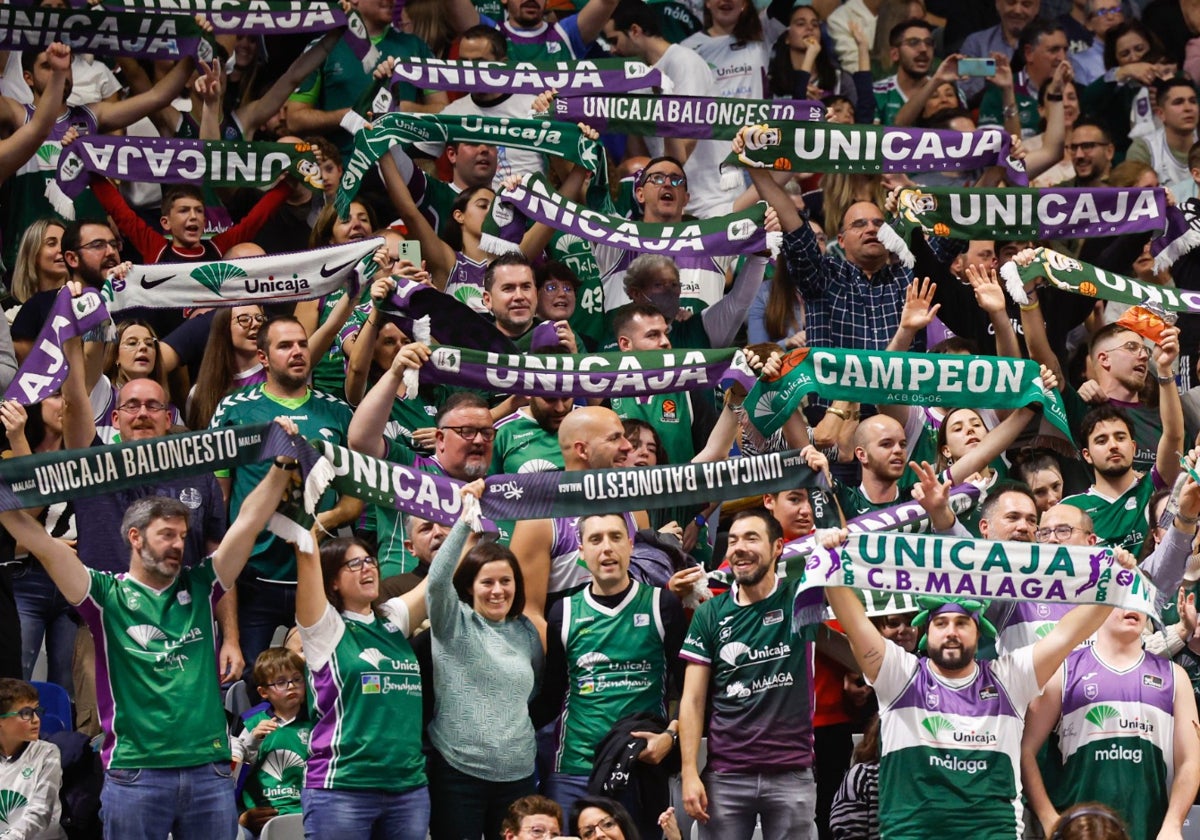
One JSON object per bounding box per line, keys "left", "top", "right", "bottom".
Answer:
{"left": 426, "top": 481, "right": 544, "bottom": 840}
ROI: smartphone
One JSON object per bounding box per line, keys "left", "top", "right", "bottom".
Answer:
{"left": 957, "top": 57, "right": 996, "bottom": 78}
{"left": 397, "top": 239, "right": 421, "bottom": 265}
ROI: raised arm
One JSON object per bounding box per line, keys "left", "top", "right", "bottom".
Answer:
{"left": 733, "top": 127, "right": 805, "bottom": 233}
{"left": 1023, "top": 62, "right": 1070, "bottom": 180}
{"left": 1032, "top": 598, "right": 1128, "bottom": 688}
{"left": 1016, "top": 283, "right": 1065, "bottom": 388}
{"left": 344, "top": 274, "right": 395, "bottom": 405}
{"left": 821, "top": 532, "right": 888, "bottom": 681}
{"left": 947, "top": 405, "right": 1038, "bottom": 483}
{"left": 701, "top": 254, "right": 768, "bottom": 348}
{"left": 445, "top": 0, "right": 482, "bottom": 34}
{"left": 1153, "top": 326, "right": 1184, "bottom": 488}
{"left": 965, "top": 264, "right": 1020, "bottom": 359}
{"left": 211, "top": 418, "right": 301, "bottom": 589}
{"left": 510, "top": 516, "right": 554, "bottom": 644}
{"left": 575, "top": 0, "right": 620, "bottom": 45}
{"left": 1020, "top": 668, "right": 1065, "bottom": 839}
{"left": 422, "top": 481, "right": 483, "bottom": 633}
{"left": 93, "top": 55, "right": 196, "bottom": 133}
{"left": 892, "top": 56, "right": 962, "bottom": 127}
{"left": 61, "top": 333, "right": 97, "bottom": 450}
{"left": 0, "top": 43, "right": 70, "bottom": 182}
{"left": 347, "top": 341, "right": 431, "bottom": 458}
{"left": 379, "top": 151, "right": 457, "bottom": 286}
{"left": 236, "top": 29, "right": 340, "bottom": 139}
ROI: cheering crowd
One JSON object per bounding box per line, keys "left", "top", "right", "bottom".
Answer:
{"left": 4, "top": 0, "right": 1200, "bottom": 838}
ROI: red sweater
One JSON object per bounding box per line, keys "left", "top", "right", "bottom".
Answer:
{"left": 90, "top": 176, "right": 290, "bottom": 263}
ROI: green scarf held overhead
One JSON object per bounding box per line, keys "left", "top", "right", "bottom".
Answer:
{"left": 746, "top": 348, "right": 1071, "bottom": 438}
{"left": 336, "top": 112, "right": 610, "bottom": 219}
{"left": 726, "top": 122, "right": 1027, "bottom": 184}
{"left": 1000, "top": 246, "right": 1200, "bottom": 314}
{"left": 882, "top": 186, "right": 1170, "bottom": 268}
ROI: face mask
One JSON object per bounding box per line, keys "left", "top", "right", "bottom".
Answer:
{"left": 642, "top": 289, "right": 680, "bottom": 321}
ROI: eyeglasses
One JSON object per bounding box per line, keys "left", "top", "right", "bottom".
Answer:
{"left": 266, "top": 677, "right": 303, "bottom": 691}
{"left": 116, "top": 400, "right": 168, "bottom": 414}
{"left": 79, "top": 238, "right": 122, "bottom": 252}
{"left": 1100, "top": 340, "right": 1149, "bottom": 357}
{"left": 0, "top": 705, "right": 43, "bottom": 721}
{"left": 234, "top": 313, "right": 267, "bottom": 328}
{"left": 879, "top": 615, "right": 913, "bottom": 630}
{"left": 541, "top": 283, "right": 576, "bottom": 295}
{"left": 1034, "top": 524, "right": 1093, "bottom": 542}
{"left": 522, "top": 828, "right": 559, "bottom": 839}
{"left": 901, "top": 36, "right": 935, "bottom": 48}
{"left": 580, "top": 817, "right": 619, "bottom": 840}
{"left": 1065, "top": 141, "right": 1109, "bottom": 153}
{"left": 120, "top": 338, "right": 157, "bottom": 350}
{"left": 341, "top": 555, "right": 378, "bottom": 572}
{"left": 440, "top": 425, "right": 496, "bottom": 442}
{"left": 641, "top": 172, "right": 687, "bottom": 188}
{"left": 845, "top": 218, "right": 885, "bottom": 231}
{"left": 1091, "top": 6, "right": 1122, "bottom": 16}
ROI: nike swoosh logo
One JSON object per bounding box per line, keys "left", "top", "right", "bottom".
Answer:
{"left": 320, "top": 257, "right": 359, "bottom": 278}
{"left": 140, "top": 274, "right": 175, "bottom": 289}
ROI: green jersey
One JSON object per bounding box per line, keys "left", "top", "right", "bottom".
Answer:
{"left": 548, "top": 230, "right": 605, "bottom": 351}
{"left": 303, "top": 602, "right": 425, "bottom": 792}
{"left": 1053, "top": 646, "right": 1175, "bottom": 840}
{"left": 556, "top": 581, "right": 669, "bottom": 775}
{"left": 374, "top": 441, "right": 446, "bottom": 576}
{"left": 680, "top": 578, "right": 815, "bottom": 771}
{"left": 211, "top": 386, "right": 353, "bottom": 581}
{"left": 872, "top": 642, "right": 1041, "bottom": 840}
{"left": 1060, "top": 472, "right": 1157, "bottom": 553}
{"left": 611, "top": 392, "right": 697, "bottom": 465}
{"left": 240, "top": 709, "right": 311, "bottom": 814}
{"left": 76, "top": 560, "right": 229, "bottom": 770}
{"left": 290, "top": 30, "right": 435, "bottom": 154}
{"left": 491, "top": 409, "right": 564, "bottom": 474}
{"left": 834, "top": 478, "right": 916, "bottom": 520}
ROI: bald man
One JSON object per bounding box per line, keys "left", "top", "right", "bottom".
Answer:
{"left": 509, "top": 407, "right": 637, "bottom": 637}
{"left": 834, "top": 414, "right": 919, "bottom": 518}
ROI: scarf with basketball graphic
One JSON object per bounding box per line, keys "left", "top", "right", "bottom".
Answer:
{"left": 881, "top": 186, "right": 1171, "bottom": 267}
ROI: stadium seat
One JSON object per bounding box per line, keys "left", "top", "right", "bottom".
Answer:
{"left": 259, "top": 813, "right": 304, "bottom": 840}
{"left": 31, "top": 680, "right": 71, "bottom": 736}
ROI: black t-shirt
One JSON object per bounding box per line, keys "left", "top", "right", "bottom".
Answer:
{"left": 10, "top": 289, "right": 60, "bottom": 342}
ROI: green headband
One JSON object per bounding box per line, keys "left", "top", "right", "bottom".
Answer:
{"left": 911, "top": 596, "right": 998, "bottom": 652}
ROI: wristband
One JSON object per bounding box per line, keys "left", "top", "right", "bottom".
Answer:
{"left": 1019, "top": 300, "right": 1040, "bottom": 311}
{"left": 1156, "top": 373, "right": 1179, "bottom": 384}
{"left": 1177, "top": 511, "right": 1199, "bottom": 526}
{"left": 1045, "top": 93, "right": 1063, "bottom": 102}
{"left": 694, "top": 514, "right": 707, "bottom": 529}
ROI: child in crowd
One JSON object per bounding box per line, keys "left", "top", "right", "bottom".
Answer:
{"left": 232, "top": 648, "right": 311, "bottom": 838}
{"left": 0, "top": 679, "right": 65, "bottom": 839}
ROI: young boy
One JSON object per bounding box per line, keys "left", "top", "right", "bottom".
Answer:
{"left": 89, "top": 176, "right": 290, "bottom": 263}
{"left": 232, "top": 648, "right": 310, "bottom": 837}
{"left": 0, "top": 679, "right": 65, "bottom": 839}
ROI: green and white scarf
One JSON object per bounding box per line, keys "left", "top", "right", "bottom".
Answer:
{"left": 746, "top": 348, "right": 1071, "bottom": 437}
{"left": 1000, "top": 246, "right": 1200, "bottom": 314}
{"left": 103, "top": 239, "right": 381, "bottom": 311}
{"left": 336, "top": 112, "right": 608, "bottom": 219}
{"left": 803, "top": 531, "right": 1157, "bottom": 618}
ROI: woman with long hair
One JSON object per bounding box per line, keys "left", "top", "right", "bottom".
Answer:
{"left": 293, "top": 525, "right": 433, "bottom": 838}
{"left": 92, "top": 320, "right": 182, "bottom": 441}
{"left": 185, "top": 304, "right": 266, "bottom": 430}
{"left": 1081, "top": 21, "right": 1175, "bottom": 158}
{"left": 9, "top": 219, "right": 69, "bottom": 363}
{"left": 399, "top": 0, "right": 454, "bottom": 58}
{"left": 294, "top": 201, "right": 381, "bottom": 398}
{"left": 425, "top": 482, "right": 543, "bottom": 840}
{"left": 683, "top": 0, "right": 768, "bottom": 100}
{"left": 768, "top": 2, "right": 870, "bottom": 113}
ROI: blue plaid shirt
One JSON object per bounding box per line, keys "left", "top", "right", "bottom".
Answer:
{"left": 780, "top": 223, "right": 915, "bottom": 351}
